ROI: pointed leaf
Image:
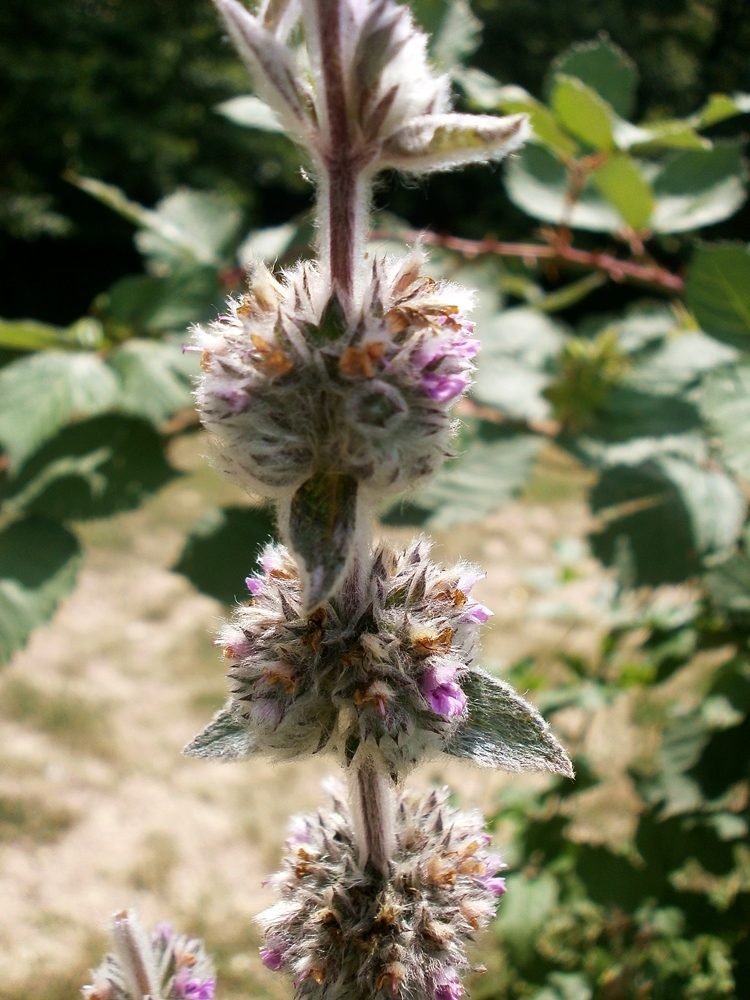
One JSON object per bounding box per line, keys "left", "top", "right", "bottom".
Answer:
{"left": 551, "top": 35, "right": 637, "bottom": 119}
{"left": 591, "top": 153, "right": 654, "bottom": 230}
{"left": 551, "top": 74, "right": 616, "bottom": 151}
{"left": 445, "top": 668, "right": 574, "bottom": 777}
{"left": 183, "top": 705, "right": 258, "bottom": 759}
{"left": 286, "top": 469, "right": 359, "bottom": 609}
{"left": 238, "top": 222, "right": 298, "bottom": 265}
{"left": 0, "top": 516, "right": 81, "bottom": 664}
{"left": 687, "top": 243, "right": 750, "bottom": 343}
{"left": 212, "top": 0, "right": 314, "bottom": 139}
{"left": 380, "top": 112, "right": 528, "bottom": 174}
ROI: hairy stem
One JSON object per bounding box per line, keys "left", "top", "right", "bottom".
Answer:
{"left": 349, "top": 752, "right": 395, "bottom": 876}
{"left": 315, "top": 0, "right": 368, "bottom": 306}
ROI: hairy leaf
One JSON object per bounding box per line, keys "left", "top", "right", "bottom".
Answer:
{"left": 286, "top": 469, "right": 359, "bottom": 610}
{"left": 215, "top": 94, "right": 286, "bottom": 132}
{"left": 445, "top": 668, "right": 574, "bottom": 777}
{"left": 183, "top": 704, "right": 258, "bottom": 760}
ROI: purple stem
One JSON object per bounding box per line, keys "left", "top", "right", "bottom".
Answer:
{"left": 316, "top": 0, "right": 360, "bottom": 304}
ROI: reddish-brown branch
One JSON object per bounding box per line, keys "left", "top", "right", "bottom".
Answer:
{"left": 370, "top": 226, "right": 685, "bottom": 292}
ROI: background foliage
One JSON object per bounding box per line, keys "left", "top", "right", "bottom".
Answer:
{"left": 2, "top": 0, "right": 749, "bottom": 997}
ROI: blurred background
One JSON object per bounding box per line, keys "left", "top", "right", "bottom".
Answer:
{"left": 1, "top": 0, "right": 749, "bottom": 998}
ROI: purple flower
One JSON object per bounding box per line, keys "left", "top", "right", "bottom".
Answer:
{"left": 261, "top": 947, "right": 284, "bottom": 971}
{"left": 245, "top": 576, "right": 263, "bottom": 595}
{"left": 153, "top": 922, "right": 174, "bottom": 946}
{"left": 253, "top": 699, "right": 283, "bottom": 726}
{"left": 215, "top": 384, "right": 249, "bottom": 415}
{"left": 465, "top": 602, "right": 493, "bottom": 623}
{"left": 457, "top": 569, "right": 483, "bottom": 595}
{"left": 172, "top": 971, "right": 216, "bottom": 999}
{"left": 432, "top": 967, "right": 464, "bottom": 1000}
{"left": 421, "top": 372, "right": 470, "bottom": 403}
{"left": 285, "top": 815, "right": 309, "bottom": 847}
{"left": 480, "top": 853, "right": 507, "bottom": 895}
{"left": 485, "top": 876, "right": 507, "bottom": 895}
{"left": 419, "top": 663, "right": 466, "bottom": 717}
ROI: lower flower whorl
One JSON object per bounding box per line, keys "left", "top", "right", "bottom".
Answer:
{"left": 258, "top": 784, "right": 506, "bottom": 1000}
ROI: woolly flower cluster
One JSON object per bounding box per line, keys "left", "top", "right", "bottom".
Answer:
{"left": 82, "top": 910, "right": 215, "bottom": 1000}
{"left": 258, "top": 784, "right": 506, "bottom": 1000}
{"left": 185, "top": 538, "right": 573, "bottom": 781}
{"left": 193, "top": 249, "right": 477, "bottom": 500}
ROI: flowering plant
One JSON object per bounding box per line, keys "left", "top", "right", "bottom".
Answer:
{"left": 83, "top": 0, "right": 571, "bottom": 997}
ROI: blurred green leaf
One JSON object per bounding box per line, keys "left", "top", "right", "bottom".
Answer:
{"left": 173, "top": 505, "right": 276, "bottom": 605}
{"left": 625, "top": 332, "right": 737, "bottom": 396}
{"left": 706, "top": 554, "right": 750, "bottom": 624}
{"left": 0, "top": 351, "right": 119, "bottom": 470}
{"left": 550, "top": 35, "right": 637, "bottom": 119}
{"left": 693, "top": 92, "right": 750, "bottom": 129}
{"left": 215, "top": 95, "right": 286, "bottom": 133}
{"left": 102, "top": 267, "right": 222, "bottom": 334}
{"left": 687, "top": 243, "right": 750, "bottom": 343}
{"left": 0, "top": 516, "right": 81, "bottom": 664}
{"left": 383, "top": 424, "right": 543, "bottom": 528}
{"left": 107, "top": 339, "right": 198, "bottom": 425}
{"left": 237, "top": 221, "right": 298, "bottom": 265}
{"left": 6, "top": 416, "right": 177, "bottom": 521}
{"left": 551, "top": 75, "right": 616, "bottom": 151}
{"left": 0, "top": 317, "right": 105, "bottom": 353}
{"left": 651, "top": 142, "right": 747, "bottom": 234}
{"left": 655, "top": 455, "right": 746, "bottom": 555}
{"left": 429, "top": 0, "right": 481, "bottom": 70}
{"left": 698, "top": 363, "right": 750, "bottom": 480}
{"left": 71, "top": 176, "right": 242, "bottom": 269}
{"left": 591, "top": 153, "right": 654, "bottom": 229}
{"left": 505, "top": 145, "right": 621, "bottom": 232}
{"left": 473, "top": 307, "right": 566, "bottom": 421}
